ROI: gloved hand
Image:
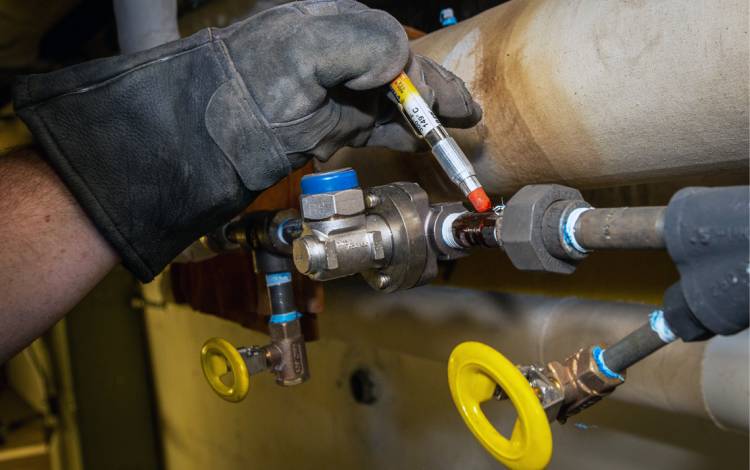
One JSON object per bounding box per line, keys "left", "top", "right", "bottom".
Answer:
{"left": 13, "top": 0, "right": 481, "bottom": 282}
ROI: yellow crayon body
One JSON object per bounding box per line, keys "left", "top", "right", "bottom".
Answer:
{"left": 389, "top": 72, "right": 491, "bottom": 212}
{"left": 390, "top": 72, "right": 441, "bottom": 136}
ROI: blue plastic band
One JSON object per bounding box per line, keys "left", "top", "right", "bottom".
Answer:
{"left": 301, "top": 168, "right": 359, "bottom": 195}
{"left": 593, "top": 346, "right": 624, "bottom": 381}
{"left": 269, "top": 312, "right": 302, "bottom": 324}
{"left": 649, "top": 309, "right": 677, "bottom": 343}
{"left": 265, "top": 272, "right": 292, "bottom": 287}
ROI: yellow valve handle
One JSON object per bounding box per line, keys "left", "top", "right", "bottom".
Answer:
{"left": 448, "top": 342, "right": 552, "bottom": 470}
{"left": 200, "top": 338, "right": 250, "bottom": 403}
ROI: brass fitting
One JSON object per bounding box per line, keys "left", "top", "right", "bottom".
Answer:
{"left": 267, "top": 319, "right": 309, "bottom": 386}
{"left": 545, "top": 344, "right": 625, "bottom": 421}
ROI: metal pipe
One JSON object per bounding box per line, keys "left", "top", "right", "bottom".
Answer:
{"left": 575, "top": 207, "right": 666, "bottom": 250}
{"left": 113, "top": 0, "right": 180, "bottom": 54}
{"left": 321, "top": 281, "right": 748, "bottom": 430}
{"left": 450, "top": 211, "right": 502, "bottom": 249}
{"left": 601, "top": 320, "right": 668, "bottom": 373}
{"left": 324, "top": 0, "right": 748, "bottom": 196}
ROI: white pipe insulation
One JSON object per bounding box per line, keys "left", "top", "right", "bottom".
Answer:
{"left": 321, "top": 281, "right": 749, "bottom": 432}
{"left": 326, "top": 0, "right": 749, "bottom": 197}
{"left": 113, "top": 0, "right": 180, "bottom": 54}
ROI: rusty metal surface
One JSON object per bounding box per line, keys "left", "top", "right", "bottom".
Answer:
{"left": 325, "top": 0, "right": 749, "bottom": 197}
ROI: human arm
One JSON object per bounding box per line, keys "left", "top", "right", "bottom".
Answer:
{"left": 5, "top": 0, "right": 481, "bottom": 360}
{"left": 0, "top": 148, "right": 117, "bottom": 362}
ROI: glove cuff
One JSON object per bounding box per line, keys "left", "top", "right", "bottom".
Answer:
{"left": 13, "top": 29, "right": 290, "bottom": 281}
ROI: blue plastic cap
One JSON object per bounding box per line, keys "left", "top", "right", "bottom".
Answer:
{"left": 301, "top": 168, "right": 359, "bottom": 195}
{"left": 440, "top": 8, "right": 457, "bottom": 26}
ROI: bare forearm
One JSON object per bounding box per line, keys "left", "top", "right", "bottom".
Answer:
{"left": 0, "top": 149, "right": 118, "bottom": 362}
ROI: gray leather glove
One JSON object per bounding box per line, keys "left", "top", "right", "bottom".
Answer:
{"left": 13, "top": 0, "right": 481, "bottom": 282}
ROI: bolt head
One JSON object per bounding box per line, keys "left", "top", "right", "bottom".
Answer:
{"left": 301, "top": 188, "right": 365, "bottom": 220}
{"left": 374, "top": 273, "right": 391, "bottom": 290}
{"left": 365, "top": 193, "right": 381, "bottom": 209}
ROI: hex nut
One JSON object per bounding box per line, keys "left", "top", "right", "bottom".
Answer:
{"left": 500, "top": 184, "right": 584, "bottom": 274}
{"left": 546, "top": 360, "right": 576, "bottom": 400}
{"left": 576, "top": 358, "right": 611, "bottom": 394}
{"left": 546, "top": 345, "right": 624, "bottom": 421}
{"left": 239, "top": 346, "right": 269, "bottom": 376}
{"left": 301, "top": 188, "right": 365, "bottom": 220}
{"left": 575, "top": 347, "right": 623, "bottom": 395}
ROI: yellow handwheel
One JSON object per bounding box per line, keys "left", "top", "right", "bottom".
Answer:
{"left": 448, "top": 342, "right": 552, "bottom": 469}
{"left": 200, "top": 338, "right": 250, "bottom": 402}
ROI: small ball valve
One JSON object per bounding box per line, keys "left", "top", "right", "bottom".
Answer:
{"left": 447, "top": 341, "right": 627, "bottom": 469}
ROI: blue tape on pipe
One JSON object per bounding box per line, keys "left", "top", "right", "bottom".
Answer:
{"left": 269, "top": 312, "right": 302, "bottom": 324}
{"left": 593, "top": 346, "right": 624, "bottom": 381}
{"left": 649, "top": 309, "right": 677, "bottom": 343}
{"left": 265, "top": 272, "right": 292, "bottom": 287}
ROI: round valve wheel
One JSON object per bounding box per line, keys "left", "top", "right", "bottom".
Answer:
{"left": 200, "top": 338, "right": 250, "bottom": 402}
{"left": 448, "top": 342, "right": 553, "bottom": 470}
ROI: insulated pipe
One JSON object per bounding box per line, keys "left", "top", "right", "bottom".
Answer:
{"left": 325, "top": 0, "right": 749, "bottom": 196}
{"left": 113, "top": 0, "right": 180, "bottom": 54}
{"left": 321, "top": 281, "right": 749, "bottom": 431}
{"left": 702, "top": 331, "right": 750, "bottom": 431}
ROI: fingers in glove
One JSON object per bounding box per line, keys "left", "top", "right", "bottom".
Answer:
{"left": 366, "top": 118, "right": 428, "bottom": 153}
{"left": 304, "top": 87, "right": 382, "bottom": 161}
{"left": 407, "top": 54, "right": 482, "bottom": 128}
{"left": 301, "top": 2, "right": 410, "bottom": 91}
{"left": 364, "top": 54, "right": 482, "bottom": 152}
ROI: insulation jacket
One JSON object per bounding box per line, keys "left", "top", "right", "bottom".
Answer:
{"left": 326, "top": 0, "right": 749, "bottom": 196}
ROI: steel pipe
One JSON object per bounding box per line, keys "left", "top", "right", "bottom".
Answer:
{"left": 321, "top": 281, "right": 749, "bottom": 431}
{"left": 575, "top": 207, "right": 666, "bottom": 250}
{"left": 601, "top": 321, "right": 669, "bottom": 373}
{"left": 325, "top": 0, "right": 749, "bottom": 196}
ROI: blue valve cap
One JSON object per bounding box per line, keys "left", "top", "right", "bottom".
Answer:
{"left": 440, "top": 8, "right": 458, "bottom": 26}
{"left": 301, "top": 168, "right": 360, "bottom": 195}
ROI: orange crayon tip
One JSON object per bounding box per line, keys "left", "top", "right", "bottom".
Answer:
{"left": 468, "top": 187, "right": 492, "bottom": 212}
